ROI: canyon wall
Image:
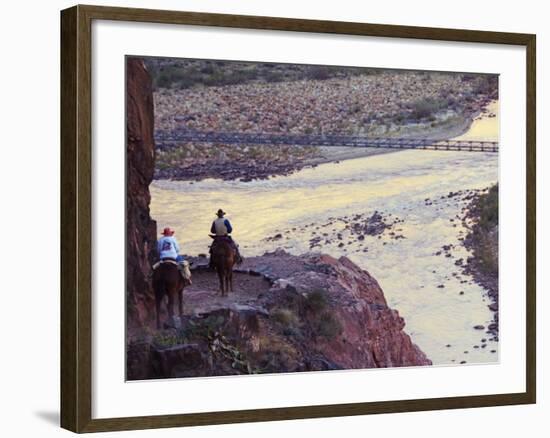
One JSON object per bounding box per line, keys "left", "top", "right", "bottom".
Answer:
{"left": 126, "top": 58, "right": 157, "bottom": 329}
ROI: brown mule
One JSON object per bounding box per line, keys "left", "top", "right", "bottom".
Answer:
{"left": 153, "top": 262, "right": 186, "bottom": 329}
{"left": 210, "top": 236, "right": 236, "bottom": 296}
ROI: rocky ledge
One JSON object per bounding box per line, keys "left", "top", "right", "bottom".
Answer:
{"left": 127, "top": 249, "right": 431, "bottom": 380}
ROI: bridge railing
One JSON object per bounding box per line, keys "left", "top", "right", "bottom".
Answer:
{"left": 154, "top": 130, "right": 499, "bottom": 153}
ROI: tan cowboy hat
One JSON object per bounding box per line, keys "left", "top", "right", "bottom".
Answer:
{"left": 161, "top": 227, "right": 175, "bottom": 236}
{"left": 216, "top": 209, "right": 226, "bottom": 217}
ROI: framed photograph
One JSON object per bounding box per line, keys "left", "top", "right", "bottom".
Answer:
{"left": 60, "top": 4, "right": 536, "bottom": 433}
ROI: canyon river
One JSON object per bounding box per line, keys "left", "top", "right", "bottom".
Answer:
{"left": 150, "top": 102, "right": 499, "bottom": 366}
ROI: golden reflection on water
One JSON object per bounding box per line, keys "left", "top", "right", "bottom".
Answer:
{"left": 453, "top": 100, "right": 499, "bottom": 141}
{"left": 149, "top": 102, "right": 500, "bottom": 366}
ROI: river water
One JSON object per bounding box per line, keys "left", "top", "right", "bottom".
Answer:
{"left": 150, "top": 102, "right": 499, "bottom": 366}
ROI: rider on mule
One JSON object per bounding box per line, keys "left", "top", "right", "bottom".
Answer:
{"left": 154, "top": 227, "right": 192, "bottom": 285}
{"left": 209, "top": 209, "right": 243, "bottom": 266}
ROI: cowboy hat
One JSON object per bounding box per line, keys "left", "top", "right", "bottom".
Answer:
{"left": 216, "top": 209, "right": 226, "bottom": 217}
{"left": 161, "top": 227, "right": 175, "bottom": 236}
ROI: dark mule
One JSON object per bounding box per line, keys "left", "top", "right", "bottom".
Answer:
{"left": 210, "top": 236, "right": 236, "bottom": 296}
{"left": 152, "top": 262, "right": 186, "bottom": 329}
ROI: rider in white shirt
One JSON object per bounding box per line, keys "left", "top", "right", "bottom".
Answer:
{"left": 154, "top": 227, "right": 192, "bottom": 284}
{"left": 157, "top": 227, "right": 180, "bottom": 260}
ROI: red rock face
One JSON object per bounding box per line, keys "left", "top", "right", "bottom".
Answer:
{"left": 251, "top": 250, "right": 432, "bottom": 369}
{"left": 126, "top": 58, "right": 157, "bottom": 330}
{"left": 318, "top": 254, "right": 430, "bottom": 368}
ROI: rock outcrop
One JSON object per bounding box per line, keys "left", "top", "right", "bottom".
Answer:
{"left": 126, "top": 58, "right": 157, "bottom": 330}
{"left": 242, "top": 250, "right": 431, "bottom": 370}
{"left": 127, "top": 250, "right": 431, "bottom": 379}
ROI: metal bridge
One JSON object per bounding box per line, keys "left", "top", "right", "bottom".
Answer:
{"left": 155, "top": 130, "right": 499, "bottom": 153}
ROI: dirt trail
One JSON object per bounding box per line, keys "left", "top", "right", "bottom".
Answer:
{"left": 181, "top": 269, "right": 271, "bottom": 316}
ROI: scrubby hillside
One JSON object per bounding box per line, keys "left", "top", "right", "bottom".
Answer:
{"left": 145, "top": 57, "right": 498, "bottom": 182}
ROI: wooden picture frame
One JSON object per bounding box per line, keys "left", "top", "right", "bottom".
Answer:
{"left": 60, "top": 4, "right": 536, "bottom": 433}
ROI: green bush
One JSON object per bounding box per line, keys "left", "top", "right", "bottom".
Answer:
{"left": 410, "top": 97, "right": 449, "bottom": 120}
{"left": 271, "top": 308, "right": 300, "bottom": 328}
{"left": 313, "top": 311, "right": 343, "bottom": 340}
{"left": 469, "top": 183, "right": 499, "bottom": 275}
{"left": 477, "top": 184, "right": 499, "bottom": 231}
{"left": 264, "top": 71, "right": 284, "bottom": 83}
{"left": 146, "top": 57, "right": 383, "bottom": 89}
{"left": 473, "top": 75, "right": 498, "bottom": 96}
{"left": 304, "top": 289, "right": 329, "bottom": 314}
{"left": 308, "top": 66, "right": 331, "bottom": 80}
{"left": 476, "top": 233, "right": 498, "bottom": 274}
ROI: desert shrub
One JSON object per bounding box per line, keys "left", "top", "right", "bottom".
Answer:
{"left": 462, "top": 74, "right": 477, "bottom": 82}
{"left": 468, "top": 184, "right": 499, "bottom": 276}
{"left": 149, "top": 61, "right": 260, "bottom": 89}
{"left": 473, "top": 75, "right": 498, "bottom": 97}
{"left": 155, "top": 314, "right": 228, "bottom": 346}
{"left": 271, "top": 289, "right": 342, "bottom": 342}
{"left": 477, "top": 184, "right": 499, "bottom": 231}
{"left": 312, "top": 311, "right": 343, "bottom": 340}
{"left": 146, "top": 57, "right": 382, "bottom": 90}
{"left": 476, "top": 232, "right": 498, "bottom": 274}
{"left": 200, "top": 64, "right": 215, "bottom": 75}
{"left": 271, "top": 308, "right": 300, "bottom": 328}
{"left": 308, "top": 66, "right": 331, "bottom": 80}
{"left": 446, "top": 96, "right": 457, "bottom": 107}
{"left": 393, "top": 113, "right": 406, "bottom": 123}
{"left": 255, "top": 336, "right": 299, "bottom": 373}
{"left": 304, "top": 289, "right": 329, "bottom": 315}
{"left": 152, "top": 331, "right": 186, "bottom": 349}
{"left": 349, "top": 103, "right": 363, "bottom": 114}
{"left": 410, "top": 97, "right": 449, "bottom": 120}
{"left": 264, "top": 71, "right": 284, "bottom": 83}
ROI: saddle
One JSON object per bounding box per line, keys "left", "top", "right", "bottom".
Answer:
{"left": 152, "top": 258, "right": 178, "bottom": 271}
{"left": 211, "top": 235, "right": 232, "bottom": 244}
{"left": 210, "top": 234, "right": 235, "bottom": 251}
{"left": 208, "top": 235, "right": 243, "bottom": 265}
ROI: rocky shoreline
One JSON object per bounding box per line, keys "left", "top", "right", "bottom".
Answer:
{"left": 155, "top": 142, "right": 320, "bottom": 182}
{"left": 460, "top": 185, "right": 499, "bottom": 339}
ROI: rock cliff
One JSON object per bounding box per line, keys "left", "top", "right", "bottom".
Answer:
{"left": 126, "top": 58, "right": 157, "bottom": 329}
{"left": 127, "top": 251, "right": 431, "bottom": 379}
{"left": 250, "top": 250, "right": 432, "bottom": 369}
